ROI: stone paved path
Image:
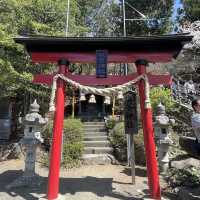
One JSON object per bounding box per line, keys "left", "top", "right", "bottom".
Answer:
{"left": 0, "top": 159, "right": 176, "bottom": 200}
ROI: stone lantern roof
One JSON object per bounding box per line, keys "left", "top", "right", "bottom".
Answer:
{"left": 24, "top": 99, "right": 48, "bottom": 126}
{"left": 30, "top": 99, "right": 40, "bottom": 113}
{"left": 155, "top": 103, "right": 170, "bottom": 126}
{"left": 157, "top": 102, "right": 166, "bottom": 115}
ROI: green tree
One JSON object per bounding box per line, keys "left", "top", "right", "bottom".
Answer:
{"left": 78, "top": 0, "right": 121, "bottom": 36}
{"left": 0, "top": 0, "right": 89, "bottom": 115}
{"left": 150, "top": 87, "right": 175, "bottom": 113}
{"left": 178, "top": 0, "right": 200, "bottom": 23}
{"left": 124, "top": 0, "right": 174, "bottom": 35}
{"left": 78, "top": 0, "right": 174, "bottom": 36}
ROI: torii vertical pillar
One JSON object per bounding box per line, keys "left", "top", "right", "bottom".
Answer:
{"left": 47, "top": 59, "right": 69, "bottom": 200}
{"left": 136, "top": 59, "right": 161, "bottom": 200}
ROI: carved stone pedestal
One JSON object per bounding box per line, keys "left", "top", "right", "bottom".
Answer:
{"left": 6, "top": 100, "right": 47, "bottom": 189}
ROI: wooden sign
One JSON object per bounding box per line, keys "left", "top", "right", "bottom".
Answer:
{"left": 124, "top": 91, "right": 138, "bottom": 134}
{"left": 96, "top": 50, "right": 107, "bottom": 78}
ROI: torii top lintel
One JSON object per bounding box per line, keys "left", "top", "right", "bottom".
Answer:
{"left": 14, "top": 34, "right": 192, "bottom": 64}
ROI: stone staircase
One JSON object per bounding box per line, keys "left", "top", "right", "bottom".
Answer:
{"left": 82, "top": 121, "right": 114, "bottom": 165}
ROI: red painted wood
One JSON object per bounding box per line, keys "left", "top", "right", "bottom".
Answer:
{"left": 33, "top": 73, "right": 172, "bottom": 86}
{"left": 136, "top": 63, "right": 161, "bottom": 200}
{"left": 31, "top": 51, "right": 175, "bottom": 63}
{"left": 47, "top": 64, "right": 67, "bottom": 200}
{"left": 33, "top": 74, "right": 54, "bottom": 85}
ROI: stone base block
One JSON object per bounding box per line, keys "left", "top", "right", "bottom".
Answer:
{"left": 6, "top": 174, "right": 43, "bottom": 190}
{"left": 178, "top": 187, "right": 200, "bottom": 200}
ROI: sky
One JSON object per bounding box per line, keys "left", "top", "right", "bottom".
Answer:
{"left": 172, "top": 0, "right": 182, "bottom": 20}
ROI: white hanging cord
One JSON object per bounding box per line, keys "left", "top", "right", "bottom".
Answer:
{"left": 144, "top": 75, "right": 151, "bottom": 109}
{"left": 49, "top": 74, "right": 151, "bottom": 111}
{"left": 49, "top": 78, "right": 57, "bottom": 111}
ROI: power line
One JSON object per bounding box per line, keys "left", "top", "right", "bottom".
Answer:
{"left": 125, "top": 1, "right": 147, "bottom": 19}
{"left": 65, "top": 0, "right": 70, "bottom": 37}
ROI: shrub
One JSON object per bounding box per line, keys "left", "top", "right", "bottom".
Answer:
{"left": 110, "top": 122, "right": 127, "bottom": 162}
{"left": 134, "top": 130, "right": 146, "bottom": 166}
{"left": 42, "top": 118, "right": 83, "bottom": 144}
{"left": 42, "top": 121, "right": 53, "bottom": 147}
{"left": 167, "top": 166, "right": 200, "bottom": 188}
{"left": 110, "top": 122, "right": 126, "bottom": 148}
{"left": 110, "top": 122, "right": 146, "bottom": 165}
{"left": 105, "top": 118, "right": 117, "bottom": 130}
{"left": 62, "top": 142, "right": 84, "bottom": 168}
{"left": 150, "top": 87, "right": 175, "bottom": 113}
{"left": 41, "top": 118, "right": 84, "bottom": 169}
{"left": 62, "top": 118, "right": 83, "bottom": 143}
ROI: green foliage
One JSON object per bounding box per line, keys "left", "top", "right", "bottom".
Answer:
{"left": 43, "top": 118, "right": 84, "bottom": 143}
{"left": 110, "top": 122, "right": 127, "bottom": 162}
{"left": 110, "top": 122, "right": 126, "bottom": 149}
{"left": 124, "top": 0, "right": 174, "bottom": 35}
{"left": 134, "top": 130, "right": 146, "bottom": 166}
{"left": 63, "top": 118, "right": 84, "bottom": 142}
{"left": 42, "top": 118, "right": 84, "bottom": 169}
{"left": 105, "top": 118, "right": 117, "bottom": 130}
{"left": 62, "top": 142, "right": 83, "bottom": 169}
{"left": 0, "top": 0, "right": 123, "bottom": 115}
{"left": 83, "top": 0, "right": 121, "bottom": 36}
{"left": 179, "top": 0, "right": 200, "bottom": 22}
{"left": 42, "top": 120, "right": 53, "bottom": 144}
{"left": 167, "top": 166, "right": 200, "bottom": 188}
{"left": 110, "top": 122, "right": 146, "bottom": 165}
{"left": 0, "top": 0, "right": 91, "bottom": 115}
{"left": 150, "top": 87, "right": 175, "bottom": 113}
{"left": 83, "top": 0, "right": 174, "bottom": 36}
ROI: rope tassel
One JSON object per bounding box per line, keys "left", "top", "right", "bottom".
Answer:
{"left": 49, "top": 77, "right": 57, "bottom": 112}
{"left": 144, "top": 76, "right": 151, "bottom": 109}
{"left": 49, "top": 74, "right": 151, "bottom": 111}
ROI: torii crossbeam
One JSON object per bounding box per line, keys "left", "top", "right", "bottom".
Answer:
{"left": 33, "top": 72, "right": 172, "bottom": 86}
{"left": 15, "top": 34, "right": 192, "bottom": 200}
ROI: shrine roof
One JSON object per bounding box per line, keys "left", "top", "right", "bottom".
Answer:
{"left": 15, "top": 34, "right": 192, "bottom": 54}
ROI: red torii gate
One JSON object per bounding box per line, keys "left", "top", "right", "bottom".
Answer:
{"left": 15, "top": 35, "right": 192, "bottom": 200}
{"left": 33, "top": 72, "right": 172, "bottom": 86}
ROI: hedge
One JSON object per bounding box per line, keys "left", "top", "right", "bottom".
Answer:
{"left": 42, "top": 118, "right": 84, "bottom": 168}
{"left": 110, "top": 122, "right": 146, "bottom": 165}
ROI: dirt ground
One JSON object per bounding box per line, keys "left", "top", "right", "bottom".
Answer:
{"left": 0, "top": 159, "right": 176, "bottom": 200}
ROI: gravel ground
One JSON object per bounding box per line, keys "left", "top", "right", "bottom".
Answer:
{"left": 0, "top": 159, "right": 176, "bottom": 200}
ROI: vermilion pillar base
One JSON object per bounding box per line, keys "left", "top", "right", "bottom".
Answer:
{"left": 136, "top": 59, "right": 161, "bottom": 200}
{"left": 47, "top": 59, "right": 69, "bottom": 200}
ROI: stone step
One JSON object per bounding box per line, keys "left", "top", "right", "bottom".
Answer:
{"left": 84, "top": 147, "right": 113, "bottom": 154}
{"left": 84, "top": 132, "right": 108, "bottom": 137}
{"left": 81, "top": 117, "right": 104, "bottom": 122}
{"left": 84, "top": 128, "right": 106, "bottom": 132}
{"left": 83, "top": 140, "right": 110, "bottom": 147}
{"left": 84, "top": 136, "right": 108, "bottom": 141}
{"left": 84, "top": 122, "right": 105, "bottom": 125}
{"left": 83, "top": 124, "right": 105, "bottom": 129}
{"left": 82, "top": 154, "right": 115, "bottom": 165}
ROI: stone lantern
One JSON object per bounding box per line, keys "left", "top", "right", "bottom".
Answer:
{"left": 154, "top": 103, "right": 174, "bottom": 172}
{"left": 6, "top": 100, "right": 48, "bottom": 189}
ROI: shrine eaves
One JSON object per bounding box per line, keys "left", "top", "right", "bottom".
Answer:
{"left": 14, "top": 34, "right": 192, "bottom": 64}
